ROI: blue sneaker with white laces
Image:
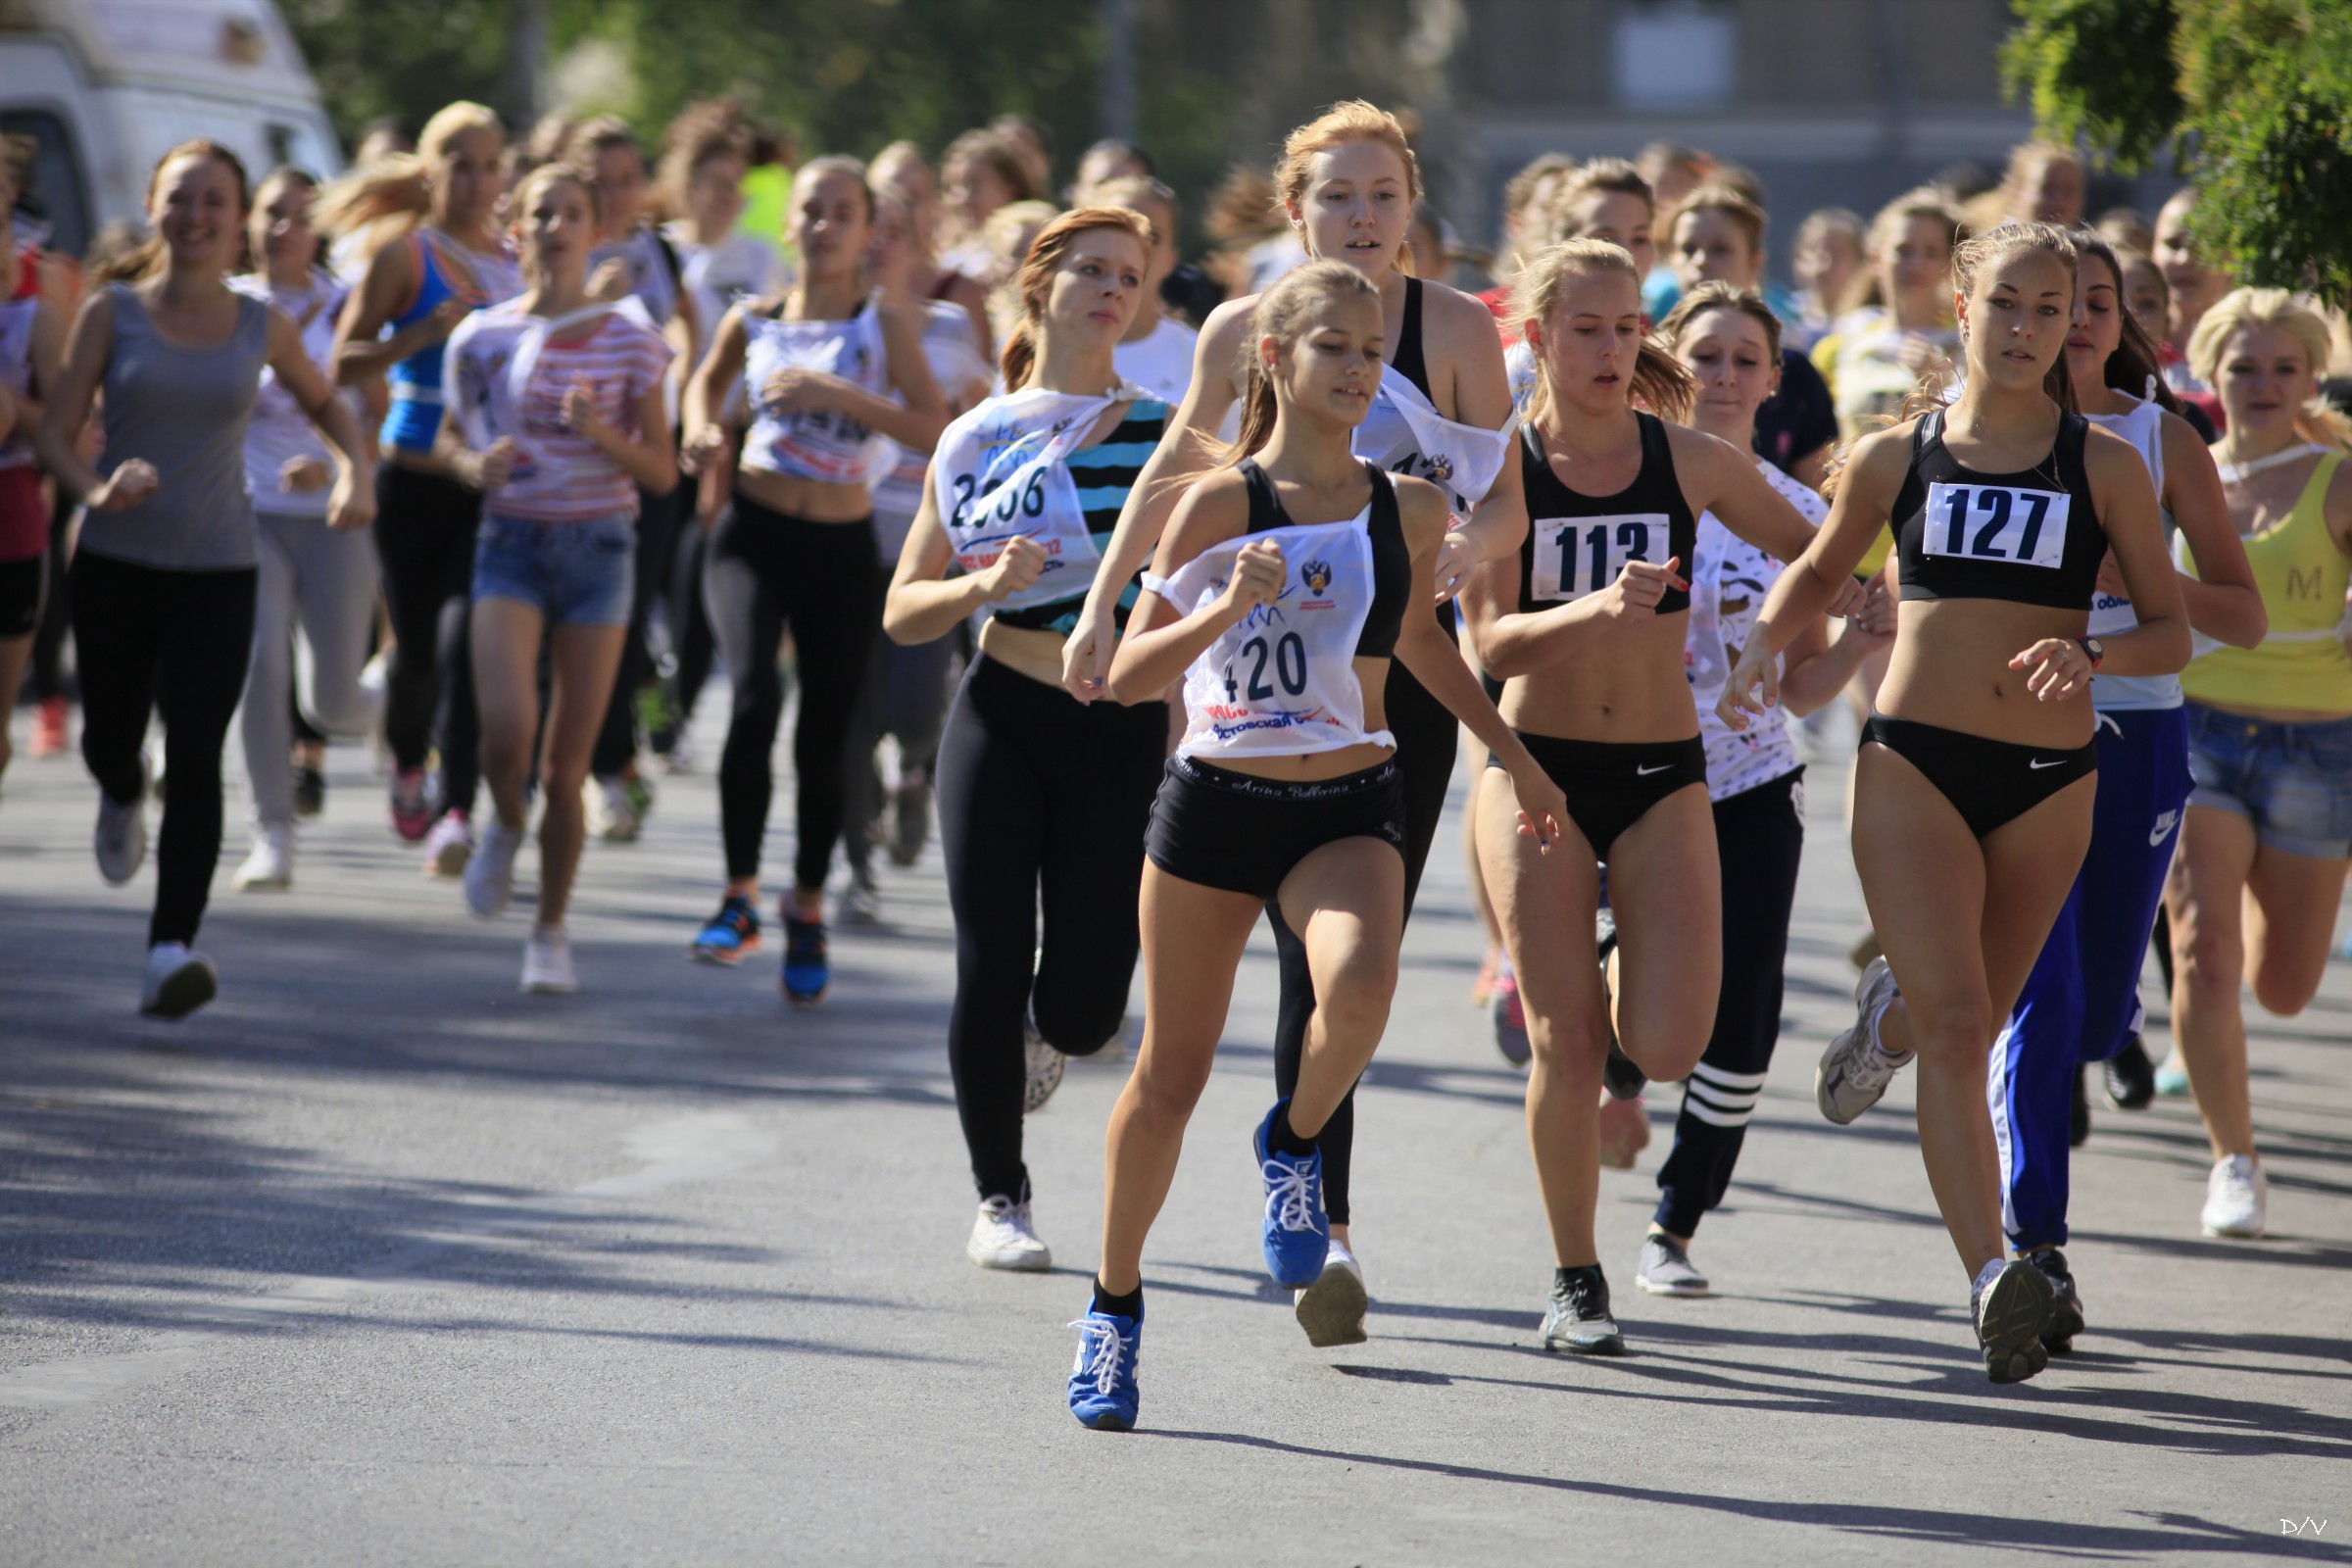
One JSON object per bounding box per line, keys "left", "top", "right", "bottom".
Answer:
{"left": 1067, "top": 1306, "right": 1142, "bottom": 1430}
{"left": 781, "top": 913, "right": 829, "bottom": 1004}
{"left": 691, "top": 895, "right": 761, "bottom": 964}
{"left": 1252, "top": 1101, "right": 1330, "bottom": 1289}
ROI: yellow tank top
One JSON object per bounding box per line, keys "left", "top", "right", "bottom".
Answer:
{"left": 2181, "top": 450, "right": 2352, "bottom": 713}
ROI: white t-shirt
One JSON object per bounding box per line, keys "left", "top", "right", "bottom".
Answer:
{"left": 1687, "top": 459, "right": 1825, "bottom": 802}
{"left": 663, "top": 223, "right": 780, "bottom": 361}
{"left": 1113, "top": 316, "right": 1197, "bottom": 409}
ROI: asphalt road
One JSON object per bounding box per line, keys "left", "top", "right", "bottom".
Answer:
{"left": 3, "top": 698, "right": 2348, "bottom": 1565}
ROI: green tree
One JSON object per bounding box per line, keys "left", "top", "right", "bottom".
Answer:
{"left": 2002, "top": 0, "right": 2352, "bottom": 306}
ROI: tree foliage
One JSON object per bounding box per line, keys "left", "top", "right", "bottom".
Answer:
{"left": 2004, "top": 0, "right": 2352, "bottom": 306}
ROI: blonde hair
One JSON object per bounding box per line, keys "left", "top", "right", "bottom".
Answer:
{"left": 1224, "top": 260, "right": 1381, "bottom": 465}
{"left": 2189, "top": 287, "right": 2352, "bottom": 450}
{"left": 1672, "top": 182, "right": 1766, "bottom": 258}
{"left": 1274, "top": 101, "right": 1423, "bottom": 274}
{"left": 1512, "top": 238, "right": 1695, "bottom": 423}
{"left": 1540, "top": 158, "right": 1653, "bottom": 248}
{"left": 315, "top": 101, "right": 502, "bottom": 252}
{"left": 999, "top": 205, "right": 1153, "bottom": 389}
{"left": 1844, "top": 185, "right": 1965, "bottom": 316}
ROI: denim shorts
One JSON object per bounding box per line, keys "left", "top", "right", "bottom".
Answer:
{"left": 2184, "top": 701, "right": 2352, "bottom": 858}
{"left": 472, "top": 512, "right": 634, "bottom": 627}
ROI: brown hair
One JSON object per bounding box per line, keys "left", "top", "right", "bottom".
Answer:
{"left": 2188, "top": 287, "right": 2352, "bottom": 450}
{"left": 1223, "top": 260, "right": 1381, "bottom": 464}
{"left": 1658, "top": 279, "right": 1783, "bottom": 363}
{"left": 1672, "top": 182, "right": 1766, "bottom": 258}
{"left": 2000, "top": 141, "right": 2082, "bottom": 215}
{"left": 1951, "top": 220, "right": 2080, "bottom": 415}
{"left": 565, "top": 115, "right": 643, "bottom": 169}
{"left": 315, "top": 101, "right": 503, "bottom": 252}
{"left": 1540, "top": 158, "right": 1653, "bottom": 248}
{"left": 944, "top": 130, "right": 1042, "bottom": 205}
{"left": 1846, "top": 185, "right": 1966, "bottom": 316}
{"left": 999, "top": 205, "right": 1153, "bottom": 389}
{"left": 1497, "top": 152, "right": 1576, "bottom": 264}
{"left": 1513, "top": 238, "right": 1695, "bottom": 423}
{"left": 1273, "top": 101, "right": 1423, "bottom": 273}
{"left": 1091, "top": 174, "right": 1177, "bottom": 249}
{"left": 656, "top": 99, "right": 753, "bottom": 220}
{"left": 2068, "top": 227, "right": 2183, "bottom": 415}
{"left": 107, "top": 138, "right": 252, "bottom": 282}
{"left": 793, "top": 155, "right": 875, "bottom": 221}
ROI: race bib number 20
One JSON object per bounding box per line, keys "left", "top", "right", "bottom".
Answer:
{"left": 1923, "top": 483, "right": 2070, "bottom": 569}
{"left": 1529, "top": 513, "right": 1664, "bottom": 603}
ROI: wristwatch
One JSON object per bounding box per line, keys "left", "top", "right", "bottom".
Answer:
{"left": 2076, "top": 635, "right": 2105, "bottom": 669}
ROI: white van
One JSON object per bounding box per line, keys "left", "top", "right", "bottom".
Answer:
{"left": 0, "top": 0, "right": 343, "bottom": 258}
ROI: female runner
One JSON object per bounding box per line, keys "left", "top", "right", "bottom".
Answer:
{"left": 329, "top": 103, "right": 519, "bottom": 870}
{"left": 1636, "top": 281, "right": 1892, "bottom": 1297}
{"left": 440, "top": 163, "right": 674, "bottom": 992}
{"left": 883, "top": 206, "right": 1169, "bottom": 1271}
{"left": 230, "top": 167, "right": 379, "bottom": 891}
{"left": 34, "top": 140, "right": 374, "bottom": 1015}
{"left": 2163, "top": 288, "right": 2352, "bottom": 1239}
{"left": 868, "top": 142, "right": 994, "bottom": 362}
{"left": 1724, "top": 222, "right": 2187, "bottom": 1383}
{"left": 1462, "top": 240, "right": 1846, "bottom": 1354}
{"left": 0, "top": 220, "right": 60, "bottom": 794}
{"left": 843, "top": 186, "right": 995, "bottom": 913}
{"left": 680, "top": 156, "right": 947, "bottom": 1001}
{"left": 1065, "top": 260, "right": 1565, "bottom": 1430}
{"left": 1975, "top": 232, "right": 2262, "bottom": 1341}
{"left": 1062, "top": 101, "right": 1525, "bottom": 1348}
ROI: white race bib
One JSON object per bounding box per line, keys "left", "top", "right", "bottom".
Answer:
{"left": 1529, "top": 513, "right": 1668, "bottom": 603}
{"left": 1353, "top": 364, "right": 1515, "bottom": 514}
{"left": 1162, "top": 517, "right": 1396, "bottom": 760}
{"left": 941, "top": 422, "right": 1101, "bottom": 612}
{"left": 1923, "top": 482, "right": 2071, "bottom": 569}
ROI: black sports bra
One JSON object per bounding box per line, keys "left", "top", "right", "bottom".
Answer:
{"left": 1239, "top": 458, "right": 1412, "bottom": 659}
{"left": 1393, "top": 275, "right": 1432, "bottom": 401}
{"left": 1890, "top": 409, "right": 2105, "bottom": 610}
{"left": 1517, "top": 412, "right": 1697, "bottom": 615}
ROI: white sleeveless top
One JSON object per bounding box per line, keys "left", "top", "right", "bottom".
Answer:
{"left": 2083, "top": 390, "right": 2181, "bottom": 711}
{"left": 870, "top": 300, "right": 993, "bottom": 550}
{"left": 1688, "top": 459, "right": 1822, "bottom": 801}
{"left": 1153, "top": 510, "right": 1396, "bottom": 760}
{"left": 1351, "top": 363, "right": 1514, "bottom": 514}
{"left": 742, "top": 301, "right": 891, "bottom": 486}
{"left": 230, "top": 270, "right": 350, "bottom": 518}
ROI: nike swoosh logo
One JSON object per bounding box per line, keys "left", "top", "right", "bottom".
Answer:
{"left": 2149, "top": 810, "right": 2180, "bottom": 846}
{"left": 2029, "top": 759, "right": 2063, "bottom": 770}
{"left": 1636, "top": 763, "right": 1673, "bottom": 776}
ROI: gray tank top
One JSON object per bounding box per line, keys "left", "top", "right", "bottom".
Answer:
{"left": 78, "top": 283, "right": 271, "bottom": 571}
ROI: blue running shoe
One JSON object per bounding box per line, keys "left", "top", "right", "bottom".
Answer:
{"left": 1067, "top": 1307, "right": 1141, "bottom": 1431}
{"left": 1252, "top": 1101, "right": 1330, "bottom": 1289}
{"left": 782, "top": 913, "right": 829, "bottom": 1004}
{"left": 691, "top": 895, "right": 761, "bottom": 965}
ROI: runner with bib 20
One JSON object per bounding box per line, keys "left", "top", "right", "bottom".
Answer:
{"left": 1061, "top": 260, "right": 1566, "bottom": 1432}
{"left": 1720, "top": 222, "right": 2189, "bottom": 1385}
{"left": 1059, "top": 101, "right": 1525, "bottom": 1348}
{"left": 882, "top": 206, "right": 1172, "bottom": 1277}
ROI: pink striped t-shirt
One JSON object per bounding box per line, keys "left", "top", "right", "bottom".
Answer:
{"left": 444, "top": 300, "right": 672, "bottom": 522}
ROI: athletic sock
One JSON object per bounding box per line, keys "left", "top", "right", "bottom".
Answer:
{"left": 1269, "top": 1102, "right": 1319, "bottom": 1157}
{"left": 1092, "top": 1278, "right": 1144, "bottom": 1320}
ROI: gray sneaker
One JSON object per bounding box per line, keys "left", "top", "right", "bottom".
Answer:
{"left": 1636, "top": 1233, "right": 1710, "bottom": 1297}
{"left": 95, "top": 758, "right": 150, "bottom": 886}
{"left": 1973, "top": 1259, "right": 2054, "bottom": 1385}
{"left": 1540, "top": 1265, "right": 1625, "bottom": 1355}
{"left": 1816, "top": 956, "right": 1910, "bottom": 1124}
{"left": 1293, "top": 1247, "right": 1369, "bottom": 1347}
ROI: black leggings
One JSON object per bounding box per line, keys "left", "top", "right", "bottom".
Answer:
{"left": 936, "top": 655, "right": 1168, "bottom": 1200}
{"left": 71, "top": 552, "right": 256, "bottom": 947}
{"left": 1654, "top": 768, "right": 1806, "bottom": 1239}
{"left": 373, "top": 464, "right": 481, "bottom": 815}
{"left": 28, "top": 483, "right": 73, "bottom": 700}
{"left": 591, "top": 479, "right": 684, "bottom": 778}
{"left": 1268, "top": 654, "right": 1459, "bottom": 1226}
{"left": 670, "top": 514, "right": 716, "bottom": 726}
{"left": 705, "top": 498, "right": 881, "bottom": 890}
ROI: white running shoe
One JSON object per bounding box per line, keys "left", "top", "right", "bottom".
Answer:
{"left": 233, "top": 824, "right": 294, "bottom": 891}
{"left": 521, "top": 926, "right": 576, "bottom": 994}
{"left": 1293, "top": 1243, "right": 1369, "bottom": 1347}
{"left": 1816, "top": 956, "right": 1911, "bottom": 1124}
{"left": 422, "top": 810, "right": 474, "bottom": 878}
{"left": 2200, "top": 1154, "right": 2267, "bottom": 1238}
{"left": 95, "top": 759, "right": 150, "bottom": 885}
{"left": 966, "top": 1195, "right": 1051, "bottom": 1271}
{"left": 139, "top": 943, "right": 218, "bottom": 1019}
{"left": 591, "top": 777, "right": 641, "bottom": 843}
{"left": 1024, "top": 1012, "right": 1066, "bottom": 1112}
{"left": 836, "top": 872, "right": 882, "bottom": 926}
{"left": 465, "top": 819, "right": 524, "bottom": 918}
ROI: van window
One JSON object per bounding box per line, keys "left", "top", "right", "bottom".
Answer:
{"left": 1, "top": 110, "right": 93, "bottom": 260}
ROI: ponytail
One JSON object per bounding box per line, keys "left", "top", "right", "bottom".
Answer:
{"left": 313, "top": 154, "right": 433, "bottom": 255}
{"left": 995, "top": 205, "right": 1155, "bottom": 389}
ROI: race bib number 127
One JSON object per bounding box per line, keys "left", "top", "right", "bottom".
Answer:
{"left": 1923, "top": 483, "right": 2070, "bottom": 569}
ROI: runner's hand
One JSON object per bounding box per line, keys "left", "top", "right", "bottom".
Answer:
{"left": 471, "top": 438, "right": 518, "bottom": 493}
{"left": 1505, "top": 760, "right": 1569, "bottom": 855}
{"left": 1432, "top": 524, "right": 1474, "bottom": 605}
{"left": 277, "top": 455, "right": 332, "bottom": 494}
{"left": 2011, "top": 637, "right": 2095, "bottom": 701}
{"left": 88, "top": 459, "right": 159, "bottom": 513}
{"left": 982, "top": 535, "right": 1047, "bottom": 602}
{"left": 327, "top": 465, "right": 376, "bottom": 533}
{"left": 1716, "top": 638, "right": 1780, "bottom": 730}
{"left": 1601, "top": 556, "right": 1687, "bottom": 620}
{"left": 1217, "top": 538, "right": 1286, "bottom": 618}
{"left": 681, "top": 423, "right": 729, "bottom": 475}
{"left": 1060, "top": 602, "right": 1111, "bottom": 704}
